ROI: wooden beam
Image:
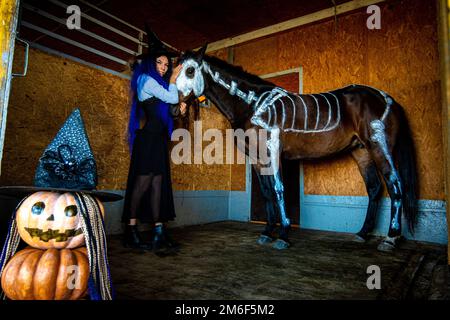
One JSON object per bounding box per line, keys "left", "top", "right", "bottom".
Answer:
{"left": 438, "top": 0, "right": 450, "bottom": 265}
{"left": 0, "top": 0, "right": 20, "bottom": 175}
{"left": 205, "top": 0, "right": 386, "bottom": 52}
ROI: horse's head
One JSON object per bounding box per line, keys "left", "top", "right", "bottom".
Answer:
{"left": 176, "top": 44, "right": 208, "bottom": 98}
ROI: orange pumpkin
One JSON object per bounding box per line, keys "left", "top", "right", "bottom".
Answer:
{"left": 1, "top": 247, "right": 90, "bottom": 300}
{"left": 16, "top": 191, "right": 104, "bottom": 249}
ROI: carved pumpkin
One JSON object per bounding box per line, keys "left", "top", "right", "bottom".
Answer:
{"left": 1, "top": 247, "right": 89, "bottom": 300}
{"left": 16, "top": 191, "right": 104, "bottom": 249}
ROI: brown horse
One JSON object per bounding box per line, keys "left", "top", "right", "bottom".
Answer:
{"left": 176, "top": 45, "right": 418, "bottom": 251}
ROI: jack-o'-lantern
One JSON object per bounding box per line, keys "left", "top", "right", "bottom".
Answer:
{"left": 16, "top": 191, "right": 104, "bottom": 249}
{"left": 1, "top": 247, "right": 89, "bottom": 300}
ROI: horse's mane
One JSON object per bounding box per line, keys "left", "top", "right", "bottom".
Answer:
{"left": 203, "top": 55, "right": 275, "bottom": 88}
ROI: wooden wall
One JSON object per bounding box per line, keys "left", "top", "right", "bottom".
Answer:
{"left": 231, "top": 0, "right": 444, "bottom": 200}
{"left": 1, "top": 0, "right": 444, "bottom": 201}
{"left": 1, "top": 47, "right": 131, "bottom": 190}
{"left": 1, "top": 47, "right": 235, "bottom": 191}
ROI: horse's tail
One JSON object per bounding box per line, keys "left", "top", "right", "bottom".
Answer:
{"left": 394, "top": 104, "right": 418, "bottom": 234}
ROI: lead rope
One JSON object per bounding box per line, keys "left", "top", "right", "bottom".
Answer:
{"left": 74, "top": 192, "right": 113, "bottom": 300}
{"left": 0, "top": 196, "right": 29, "bottom": 300}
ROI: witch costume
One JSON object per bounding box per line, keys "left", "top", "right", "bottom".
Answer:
{"left": 122, "top": 27, "right": 180, "bottom": 251}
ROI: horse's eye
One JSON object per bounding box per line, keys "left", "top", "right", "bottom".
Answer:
{"left": 186, "top": 67, "right": 195, "bottom": 78}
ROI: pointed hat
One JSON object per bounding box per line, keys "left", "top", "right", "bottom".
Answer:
{"left": 0, "top": 109, "right": 122, "bottom": 202}
{"left": 135, "top": 24, "right": 180, "bottom": 59}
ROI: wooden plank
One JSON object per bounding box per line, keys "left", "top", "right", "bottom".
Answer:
{"left": 205, "top": 0, "right": 387, "bottom": 52}
{"left": 438, "top": 0, "right": 450, "bottom": 265}
{"left": 447, "top": 0, "right": 450, "bottom": 268}
{"left": 0, "top": 0, "right": 20, "bottom": 175}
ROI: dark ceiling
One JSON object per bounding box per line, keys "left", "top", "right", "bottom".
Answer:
{"left": 18, "top": 0, "right": 352, "bottom": 72}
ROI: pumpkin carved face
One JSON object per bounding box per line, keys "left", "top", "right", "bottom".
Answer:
{"left": 16, "top": 191, "right": 104, "bottom": 249}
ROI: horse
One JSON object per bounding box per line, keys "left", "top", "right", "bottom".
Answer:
{"left": 175, "top": 45, "right": 418, "bottom": 252}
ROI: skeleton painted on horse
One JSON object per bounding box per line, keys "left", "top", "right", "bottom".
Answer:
{"left": 176, "top": 45, "right": 418, "bottom": 252}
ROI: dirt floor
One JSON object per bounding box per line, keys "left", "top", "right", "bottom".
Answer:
{"left": 107, "top": 221, "right": 449, "bottom": 300}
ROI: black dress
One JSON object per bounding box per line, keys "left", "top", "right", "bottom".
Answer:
{"left": 122, "top": 98, "right": 176, "bottom": 223}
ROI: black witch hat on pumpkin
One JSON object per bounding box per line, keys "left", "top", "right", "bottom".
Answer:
{"left": 135, "top": 24, "right": 180, "bottom": 60}
{"left": 0, "top": 109, "right": 120, "bottom": 300}
{"left": 0, "top": 108, "right": 122, "bottom": 202}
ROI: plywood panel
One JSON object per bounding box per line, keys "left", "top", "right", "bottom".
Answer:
{"left": 170, "top": 103, "right": 232, "bottom": 190}
{"left": 1, "top": 47, "right": 131, "bottom": 190}
{"left": 1, "top": 47, "right": 235, "bottom": 191}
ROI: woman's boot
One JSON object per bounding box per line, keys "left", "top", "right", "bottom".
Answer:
{"left": 152, "top": 224, "right": 180, "bottom": 255}
{"left": 151, "top": 224, "right": 166, "bottom": 252}
{"left": 123, "top": 225, "right": 151, "bottom": 250}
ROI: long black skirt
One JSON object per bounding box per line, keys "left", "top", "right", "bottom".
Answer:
{"left": 122, "top": 127, "right": 176, "bottom": 223}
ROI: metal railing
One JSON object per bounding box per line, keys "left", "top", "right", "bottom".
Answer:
{"left": 19, "top": 0, "right": 179, "bottom": 67}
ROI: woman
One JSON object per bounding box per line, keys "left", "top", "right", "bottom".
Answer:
{"left": 122, "top": 37, "right": 187, "bottom": 252}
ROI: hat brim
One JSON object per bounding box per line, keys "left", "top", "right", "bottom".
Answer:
{"left": 0, "top": 186, "right": 123, "bottom": 202}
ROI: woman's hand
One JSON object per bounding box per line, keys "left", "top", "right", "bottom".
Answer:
{"left": 180, "top": 102, "right": 187, "bottom": 115}
{"left": 170, "top": 65, "right": 183, "bottom": 84}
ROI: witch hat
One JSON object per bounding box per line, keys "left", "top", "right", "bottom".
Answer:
{"left": 135, "top": 24, "right": 180, "bottom": 60}
{"left": 0, "top": 109, "right": 122, "bottom": 202}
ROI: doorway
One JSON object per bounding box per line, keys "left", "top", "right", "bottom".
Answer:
{"left": 250, "top": 68, "right": 302, "bottom": 226}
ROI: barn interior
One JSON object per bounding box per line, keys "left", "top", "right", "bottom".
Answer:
{"left": 0, "top": 0, "right": 449, "bottom": 300}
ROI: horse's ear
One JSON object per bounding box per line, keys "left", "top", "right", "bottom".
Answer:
{"left": 196, "top": 44, "right": 208, "bottom": 62}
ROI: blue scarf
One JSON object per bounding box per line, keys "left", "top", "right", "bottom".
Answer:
{"left": 128, "top": 60, "right": 174, "bottom": 152}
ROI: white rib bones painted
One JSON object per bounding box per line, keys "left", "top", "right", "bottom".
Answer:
{"left": 202, "top": 61, "right": 343, "bottom": 133}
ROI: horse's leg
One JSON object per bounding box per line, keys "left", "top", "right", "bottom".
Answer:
{"left": 264, "top": 127, "right": 290, "bottom": 249}
{"left": 351, "top": 147, "right": 383, "bottom": 242}
{"left": 369, "top": 145, "right": 404, "bottom": 252}
{"left": 270, "top": 168, "right": 291, "bottom": 249}
{"left": 253, "top": 168, "right": 277, "bottom": 244}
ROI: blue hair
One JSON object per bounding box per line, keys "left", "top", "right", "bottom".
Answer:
{"left": 127, "top": 55, "right": 173, "bottom": 152}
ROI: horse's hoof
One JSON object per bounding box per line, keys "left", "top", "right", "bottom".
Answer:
{"left": 377, "top": 236, "right": 401, "bottom": 252}
{"left": 352, "top": 234, "right": 367, "bottom": 243}
{"left": 272, "top": 239, "right": 290, "bottom": 250}
{"left": 257, "top": 235, "right": 274, "bottom": 245}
